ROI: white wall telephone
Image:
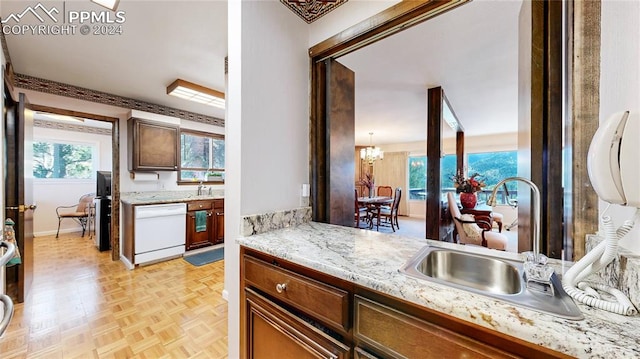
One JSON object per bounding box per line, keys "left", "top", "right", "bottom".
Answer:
{"left": 587, "top": 111, "right": 639, "bottom": 207}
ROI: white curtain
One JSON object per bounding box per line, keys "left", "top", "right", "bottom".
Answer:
{"left": 373, "top": 151, "right": 409, "bottom": 216}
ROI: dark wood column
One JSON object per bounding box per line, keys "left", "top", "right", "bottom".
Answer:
{"left": 426, "top": 87, "right": 443, "bottom": 240}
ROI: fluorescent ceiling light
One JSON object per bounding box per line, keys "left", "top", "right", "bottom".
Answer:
{"left": 91, "top": 0, "right": 120, "bottom": 11}
{"left": 167, "top": 79, "right": 225, "bottom": 109}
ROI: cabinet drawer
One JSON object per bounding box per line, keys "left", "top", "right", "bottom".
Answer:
{"left": 244, "top": 256, "right": 350, "bottom": 332}
{"left": 354, "top": 295, "right": 515, "bottom": 358}
{"left": 245, "top": 288, "right": 350, "bottom": 359}
{"left": 187, "top": 200, "right": 213, "bottom": 211}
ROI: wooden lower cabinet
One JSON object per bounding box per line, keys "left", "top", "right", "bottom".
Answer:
{"left": 240, "top": 247, "right": 569, "bottom": 359}
{"left": 212, "top": 199, "right": 224, "bottom": 245}
{"left": 186, "top": 199, "right": 224, "bottom": 251}
{"left": 246, "top": 289, "right": 350, "bottom": 359}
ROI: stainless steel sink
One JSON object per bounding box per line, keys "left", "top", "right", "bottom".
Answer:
{"left": 400, "top": 246, "right": 584, "bottom": 320}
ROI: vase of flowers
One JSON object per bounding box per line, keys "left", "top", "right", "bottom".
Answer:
{"left": 358, "top": 172, "right": 375, "bottom": 198}
{"left": 452, "top": 172, "right": 486, "bottom": 209}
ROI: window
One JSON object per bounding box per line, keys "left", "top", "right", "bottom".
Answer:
{"left": 33, "top": 140, "right": 94, "bottom": 179}
{"left": 467, "top": 151, "right": 517, "bottom": 190}
{"left": 408, "top": 154, "right": 457, "bottom": 200}
{"left": 408, "top": 156, "right": 426, "bottom": 200}
{"left": 467, "top": 150, "right": 518, "bottom": 204}
{"left": 408, "top": 151, "right": 517, "bottom": 202}
{"left": 179, "top": 129, "right": 225, "bottom": 183}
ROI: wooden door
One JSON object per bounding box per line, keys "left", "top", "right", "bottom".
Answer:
{"left": 4, "top": 92, "right": 35, "bottom": 303}
{"left": 312, "top": 59, "right": 355, "bottom": 227}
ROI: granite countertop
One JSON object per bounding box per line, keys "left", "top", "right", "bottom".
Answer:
{"left": 237, "top": 222, "right": 640, "bottom": 358}
{"left": 120, "top": 190, "right": 224, "bottom": 205}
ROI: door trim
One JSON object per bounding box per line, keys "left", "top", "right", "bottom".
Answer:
{"left": 26, "top": 104, "right": 121, "bottom": 261}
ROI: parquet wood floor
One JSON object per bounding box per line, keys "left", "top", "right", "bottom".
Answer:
{"left": 0, "top": 233, "right": 228, "bottom": 358}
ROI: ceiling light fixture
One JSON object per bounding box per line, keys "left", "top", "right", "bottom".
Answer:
{"left": 167, "top": 79, "right": 225, "bottom": 109}
{"left": 360, "top": 132, "right": 384, "bottom": 165}
{"left": 90, "top": 0, "right": 120, "bottom": 11}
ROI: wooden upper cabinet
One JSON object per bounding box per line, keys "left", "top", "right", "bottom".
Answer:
{"left": 128, "top": 117, "right": 179, "bottom": 171}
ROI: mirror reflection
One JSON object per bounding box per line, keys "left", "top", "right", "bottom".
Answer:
{"left": 342, "top": 0, "right": 525, "bottom": 252}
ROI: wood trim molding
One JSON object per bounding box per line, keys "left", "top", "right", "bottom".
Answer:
{"left": 309, "top": 0, "right": 470, "bottom": 60}
{"left": 13, "top": 73, "right": 225, "bottom": 127}
{"left": 570, "top": 1, "right": 600, "bottom": 260}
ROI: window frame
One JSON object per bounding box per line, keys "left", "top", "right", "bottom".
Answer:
{"left": 177, "top": 128, "right": 225, "bottom": 185}
{"left": 33, "top": 137, "right": 98, "bottom": 181}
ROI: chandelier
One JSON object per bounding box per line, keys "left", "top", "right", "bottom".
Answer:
{"left": 360, "top": 132, "right": 384, "bottom": 164}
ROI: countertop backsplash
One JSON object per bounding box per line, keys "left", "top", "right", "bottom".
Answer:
{"left": 586, "top": 234, "right": 640, "bottom": 310}
{"left": 240, "top": 207, "right": 312, "bottom": 236}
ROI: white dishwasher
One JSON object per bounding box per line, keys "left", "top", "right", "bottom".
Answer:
{"left": 134, "top": 203, "right": 186, "bottom": 265}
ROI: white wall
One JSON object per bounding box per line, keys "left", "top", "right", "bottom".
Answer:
{"left": 381, "top": 132, "right": 518, "bottom": 156}
{"left": 33, "top": 126, "right": 111, "bottom": 236}
{"left": 599, "top": 0, "right": 640, "bottom": 253}
{"left": 226, "top": 1, "right": 310, "bottom": 357}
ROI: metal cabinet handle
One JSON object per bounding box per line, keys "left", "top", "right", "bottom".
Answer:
{"left": 275, "top": 283, "right": 287, "bottom": 293}
{"left": 0, "top": 294, "right": 14, "bottom": 337}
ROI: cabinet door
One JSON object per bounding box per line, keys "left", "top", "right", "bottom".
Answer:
{"left": 128, "top": 118, "right": 179, "bottom": 171}
{"left": 245, "top": 289, "right": 350, "bottom": 359}
{"left": 186, "top": 210, "right": 212, "bottom": 251}
{"left": 212, "top": 199, "right": 224, "bottom": 244}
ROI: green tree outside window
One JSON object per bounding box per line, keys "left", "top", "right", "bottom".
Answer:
{"left": 33, "top": 141, "right": 93, "bottom": 179}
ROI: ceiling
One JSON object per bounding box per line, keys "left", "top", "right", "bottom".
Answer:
{"left": 2, "top": 0, "right": 228, "bottom": 122}
{"left": 340, "top": 0, "right": 522, "bottom": 146}
{"left": 2, "top": 0, "right": 521, "bottom": 144}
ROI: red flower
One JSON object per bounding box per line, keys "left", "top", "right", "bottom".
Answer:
{"left": 452, "top": 172, "right": 486, "bottom": 193}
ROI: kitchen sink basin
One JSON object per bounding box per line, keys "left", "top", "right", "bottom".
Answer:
{"left": 400, "top": 246, "right": 584, "bottom": 320}
{"left": 415, "top": 248, "right": 522, "bottom": 295}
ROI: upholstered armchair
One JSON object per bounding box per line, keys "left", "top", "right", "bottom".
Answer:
{"left": 447, "top": 192, "right": 507, "bottom": 250}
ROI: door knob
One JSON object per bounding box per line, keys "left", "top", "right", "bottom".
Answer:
{"left": 5, "top": 204, "right": 37, "bottom": 212}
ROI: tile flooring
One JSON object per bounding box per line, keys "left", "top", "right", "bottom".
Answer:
{"left": 0, "top": 233, "right": 228, "bottom": 358}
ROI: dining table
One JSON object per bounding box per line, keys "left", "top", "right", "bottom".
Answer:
{"left": 357, "top": 196, "right": 393, "bottom": 231}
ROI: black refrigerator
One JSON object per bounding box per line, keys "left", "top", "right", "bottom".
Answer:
{"left": 94, "top": 198, "right": 111, "bottom": 251}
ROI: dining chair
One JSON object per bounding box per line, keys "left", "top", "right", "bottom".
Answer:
{"left": 355, "top": 189, "right": 369, "bottom": 228}
{"left": 375, "top": 187, "right": 402, "bottom": 232}
{"left": 447, "top": 192, "right": 507, "bottom": 250}
{"left": 55, "top": 193, "right": 96, "bottom": 238}
{"left": 377, "top": 186, "right": 393, "bottom": 197}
